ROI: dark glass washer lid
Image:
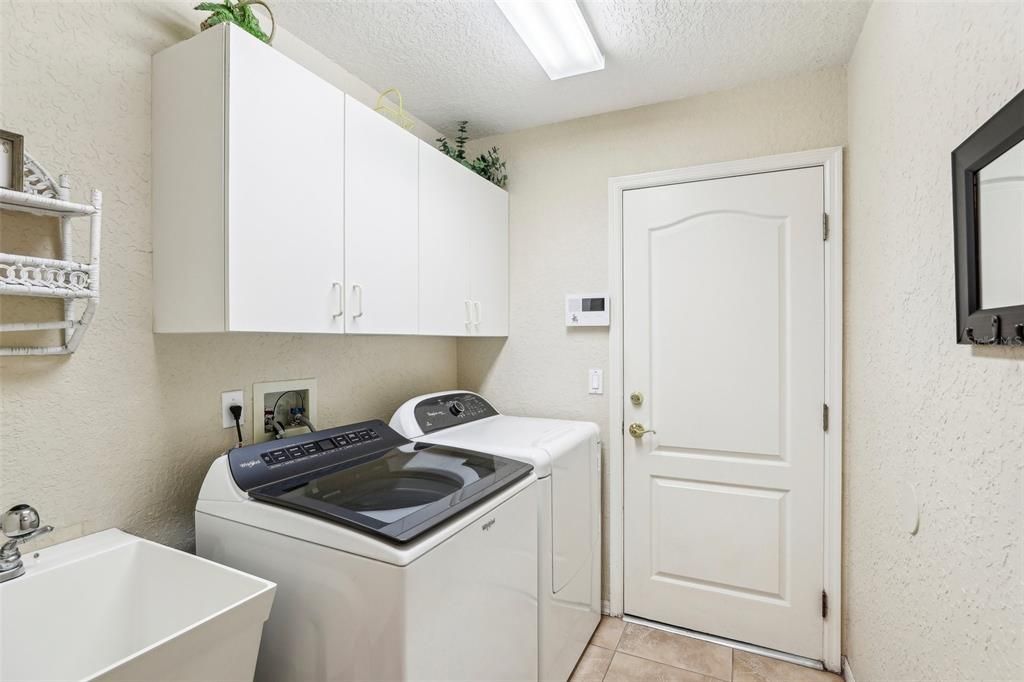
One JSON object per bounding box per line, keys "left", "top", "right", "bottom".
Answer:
{"left": 336, "top": 469, "right": 464, "bottom": 513}
{"left": 249, "top": 445, "right": 532, "bottom": 544}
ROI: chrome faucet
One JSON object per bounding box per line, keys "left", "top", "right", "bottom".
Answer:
{"left": 0, "top": 504, "right": 54, "bottom": 583}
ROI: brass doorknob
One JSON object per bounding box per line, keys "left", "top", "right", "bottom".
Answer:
{"left": 628, "top": 423, "right": 656, "bottom": 438}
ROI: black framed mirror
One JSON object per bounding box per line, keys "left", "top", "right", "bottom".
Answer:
{"left": 952, "top": 88, "right": 1024, "bottom": 345}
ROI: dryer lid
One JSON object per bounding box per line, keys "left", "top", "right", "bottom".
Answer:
{"left": 391, "top": 392, "right": 596, "bottom": 478}
{"left": 415, "top": 417, "right": 579, "bottom": 478}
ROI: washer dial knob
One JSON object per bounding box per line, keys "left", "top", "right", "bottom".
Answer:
{"left": 449, "top": 400, "right": 466, "bottom": 417}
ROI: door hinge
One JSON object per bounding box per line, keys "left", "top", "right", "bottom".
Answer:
{"left": 822, "top": 590, "right": 828, "bottom": 619}
{"left": 822, "top": 403, "right": 829, "bottom": 432}
{"left": 822, "top": 213, "right": 830, "bottom": 241}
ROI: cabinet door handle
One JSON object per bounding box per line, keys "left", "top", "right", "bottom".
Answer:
{"left": 332, "top": 281, "right": 343, "bottom": 318}
{"left": 473, "top": 300, "right": 482, "bottom": 328}
{"left": 352, "top": 284, "right": 364, "bottom": 319}
{"left": 464, "top": 299, "right": 472, "bottom": 328}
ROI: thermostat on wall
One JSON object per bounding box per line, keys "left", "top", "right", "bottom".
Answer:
{"left": 566, "top": 294, "right": 609, "bottom": 326}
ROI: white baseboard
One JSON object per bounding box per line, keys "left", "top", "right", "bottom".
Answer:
{"left": 842, "top": 656, "right": 856, "bottom": 682}
{"left": 601, "top": 599, "right": 611, "bottom": 616}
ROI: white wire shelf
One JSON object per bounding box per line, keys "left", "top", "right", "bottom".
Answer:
{"left": 0, "top": 157, "right": 102, "bottom": 356}
{"left": 0, "top": 187, "right": 97, "bottom": 218}
{"left": 0, "top": 253, "right": 96, "bottom": 299}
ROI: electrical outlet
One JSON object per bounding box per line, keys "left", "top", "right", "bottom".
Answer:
{"left": 221, "top": 390, "right": 244, "bottom": 429}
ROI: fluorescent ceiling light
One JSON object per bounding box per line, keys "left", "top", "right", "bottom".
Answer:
{"left": 495, "top": 0, "right": 605, "bottom": 81}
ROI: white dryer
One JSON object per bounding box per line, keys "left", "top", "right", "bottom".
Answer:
{"left": 196, "top": 419, "right": 539, "bottom": 681}
{"left": 391, "top": 392, "right": 602, "bottom": 682}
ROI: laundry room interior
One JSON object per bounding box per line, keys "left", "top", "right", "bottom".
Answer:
{"left": 1, "top": 1, "right": 1022, "bottom": 681}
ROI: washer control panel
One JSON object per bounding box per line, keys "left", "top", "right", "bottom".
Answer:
{"left": 414, "top": 392, "right": 498, "bottom": 434}
{"left": 228, "top": 419, "right": 408, "bottom": 492}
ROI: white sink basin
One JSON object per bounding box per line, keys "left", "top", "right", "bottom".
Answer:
{"left": 0, "top": 529, "right": 275, "bottom": 682}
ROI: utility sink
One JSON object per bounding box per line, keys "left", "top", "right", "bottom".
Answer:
{"left": 0, "top": 529, "right": 275, "bottom": 681}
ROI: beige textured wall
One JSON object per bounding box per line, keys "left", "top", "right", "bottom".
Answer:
{"left": 0, "top": 1, "right": 455, "bottom": 550}
{"left": 458, "top": 66, "right": 849, "bottom": 599}
{"left": 844, "top": 3, "right": 1024, "bottom": 680}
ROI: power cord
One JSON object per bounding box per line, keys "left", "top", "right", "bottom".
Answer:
{"left": 268, "top": 390, "right": 310, "bottom": 438}
{"left": 229, "top": 404, "right": 244, "bottom": 448}
{"left": 271, "top": 390, "right": 304, "bottom": 422}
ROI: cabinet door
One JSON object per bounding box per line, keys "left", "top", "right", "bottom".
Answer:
{"left": 468, "top": 179, "right": 509, "bottom": 336}
{"left": 418, "top": 142, "right": 473, "bottom": 336}
{"left": 226, "top": 27, "right": 345, "bottom": 333}
{"left": 344, "top": 97, "right": 419, "bottom": 334}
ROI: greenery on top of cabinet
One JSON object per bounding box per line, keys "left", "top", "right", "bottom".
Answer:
{"left": 436, "top": 121, "right": 508, "bottom": 189}
{"left": 195, "top": 1, "right": 273, "bottom": 43}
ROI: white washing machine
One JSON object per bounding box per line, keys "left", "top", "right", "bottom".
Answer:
{"left": 391, "top": 392, "right": 602, "bottom": 682}
{"left": 196, "top": 418, "right": 539, "bottom": 681}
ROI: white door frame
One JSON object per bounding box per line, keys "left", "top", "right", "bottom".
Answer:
{"left": 606, "top": 147, "right": 843, "bottom": 672}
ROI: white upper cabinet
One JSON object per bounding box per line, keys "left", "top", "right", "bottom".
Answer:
{"left": 418, "top": 142, "right": 509, "bottom": 337}
{"left": 344, "top": 96, "right": 419, "bottom": 335}
{"left": 153, "top": 25, "right": 507, "bottom": 338}
{"left": 153, "top": 24, "right": 345, "bottom": 333}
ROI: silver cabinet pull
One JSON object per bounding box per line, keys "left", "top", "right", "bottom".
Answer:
{"left": 332, "top": 281, "right": 343, "bottom": 318}
{"left": 352, "top": 284, "right": 364, "bottom": 319}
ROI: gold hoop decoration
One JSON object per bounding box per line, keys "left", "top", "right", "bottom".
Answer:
{"left": 237, "top": 0, "right": 275, "bottom": 44}
{"left": 374, "top": 88, "right": 416, "bottom": 132}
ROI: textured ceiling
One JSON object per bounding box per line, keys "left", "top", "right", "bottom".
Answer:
{"left": 275, "top": 0, "right": 870, "bottom": 138}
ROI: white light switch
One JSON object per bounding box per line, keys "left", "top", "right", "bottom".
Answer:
{"left": 589, "top": 369, "right": 603, "bottom": 395}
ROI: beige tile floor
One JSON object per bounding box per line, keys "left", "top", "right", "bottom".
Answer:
{"left": 570, "top": 618, "right": 843, "bottom": 682}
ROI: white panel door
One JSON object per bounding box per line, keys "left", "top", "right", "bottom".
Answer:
{"left": 344, "top": 96, "right": 419, "bottom": 334}
{"left": 468, "top": 177, "right": 509, "bottom": 336}
{"left": 623, "top": 167, "right": 825, "bottom": 659}
{"left": 419, "top": 142, "right": 473, "bottom": 336}
{"left": 226, "top": 29, "right": 345, "bottom": 333}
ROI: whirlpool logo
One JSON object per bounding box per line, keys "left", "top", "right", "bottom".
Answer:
{"left": 481, "top": 518, "right": 495, "bottom": 531}
{"left": 239, "top": 459, "right": 259, "bottom": 469}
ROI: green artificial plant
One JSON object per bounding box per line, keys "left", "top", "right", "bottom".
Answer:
{"left": 195, "top": 0, "right": 272, "bottom": 43}
{"left": 436, "top": 121, "right": 508, "bottom": 189}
